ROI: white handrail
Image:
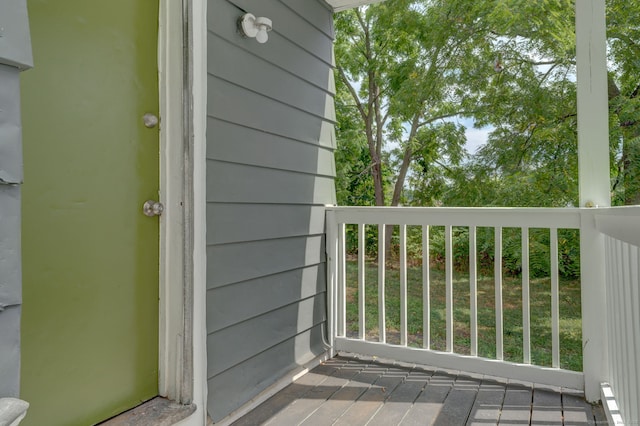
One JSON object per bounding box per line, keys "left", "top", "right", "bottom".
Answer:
{"left": 326, "top": 206, "right": 584, "bottom": 390}
{"left": 329, "top": 206, "right": 582, "bottom": 228}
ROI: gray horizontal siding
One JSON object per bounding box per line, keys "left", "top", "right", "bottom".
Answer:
{"left": 207, "top": 160, "right": 335, "bottom": 204}
{"left": 207, "top": 0, "right": 335, "bottom": 93}
{"left": 206, "top": 0, "right": 335, "bottom": 421}
{"left": 207, "top": 325, "right": 326, "bottom": 422}
{"left": 207, "top": 204, "right": 326, "bottom": 245}
{"left": 279, "top": 0, "right": 334, "bottom": 39}
{"left": 226, "top": 0, "right": 333, "bottom": 64}
{"left": 206, "top": 265, "right": 326, "bottom": 332}
{"left": 208, "top": 77, "right": 336, "bottom": 147}
{"left": 208, "top": 36, "right": 335, "bottom": 119}
{"left": 207, "top": 294, "right": 326, "bottom": 377}
{"left": 206, "top": 118, "right": 335, "bottom": 175}
{"left": 207, "top": 235, "right": 325, "bottom": 289}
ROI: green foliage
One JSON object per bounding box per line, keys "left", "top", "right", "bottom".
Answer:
{"left": 347, "top": 225, "right": 581, "bottom": 280}
{"left": 334, "top": 77, "right": 377, "bottom": 206}
{"left": 607, "top": 0, "right": 640, "bottom": 205}
{"left": 335, "top": 0, "right": 639, "bottom": 282}
{"left": 335, "top": 0, "right": 490, "bottom": 207}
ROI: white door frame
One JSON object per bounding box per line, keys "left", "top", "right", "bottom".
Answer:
{"left": 158, "top": 0, "right": 207, "bottom": 423}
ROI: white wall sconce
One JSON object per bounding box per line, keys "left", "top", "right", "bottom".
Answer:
{"left": 238, "top": 13, "right": 273, "bottom": 44}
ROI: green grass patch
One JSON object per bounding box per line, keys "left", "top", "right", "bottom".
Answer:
{"left": 344, "top": 260, "right": 583, "bottom": 371}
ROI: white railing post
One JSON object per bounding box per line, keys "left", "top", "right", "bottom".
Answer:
{"left": 400, "top": 224, "right": 408, "bottom": 346}
{"left": 550, "top": 228, "right": 560, "bottom": 368}
{"left": 358, "top": 223, "right": 366, "bottom": 340}
{"left": 469, "top": 226, "right": 478, "bottom": 357}
{"left": 338, "top": 223, "right": 346, "bottom": 337}
{"left": 576, "top": 0, "right": 610, "bottom": 402}
{"left": 325, "top": 209, "right": 338, "bottom": 357}
{"left": 378, "top": 224, "right": 386, "bottom": 343}
{"left": 495, "top": 227, "right": 504, "bottom": 361}
{"left": 445, "top": 226, "right": 453, "bottom": 352}
{"left": 522, "top": 227, "right": 531, "bottom": 364}
{"left": 422, "top": 226, "right": 430, "bottom": 349}
{"left": 580, "top": 212, "right": 608, "bottom": 402}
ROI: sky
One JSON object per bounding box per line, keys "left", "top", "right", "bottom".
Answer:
{"left": 452, "top": 116, "right": 493, "bottom": 156}
{"left": 465, "top": 126, "right": 492, "bottom": 154}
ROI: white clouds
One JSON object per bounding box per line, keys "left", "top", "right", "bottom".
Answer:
{"left": 449, "top": 116, "right": 493, "bottom": 155}
{"left": 465, "top": 126, "right": 492, "bottom": 154}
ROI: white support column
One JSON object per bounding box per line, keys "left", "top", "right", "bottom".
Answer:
{"left": 576, "top": 0, "right": 610, "bottom": 208}
{"left": 576, "top": 0, "right": 610, "bottom": 402}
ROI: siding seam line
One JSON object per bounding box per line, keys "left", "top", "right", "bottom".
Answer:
{"left": 205, "top": 200, "right": 334, "bottom": 206}
{"left": 205, "top": 262, "right": 327, "bottom": 291}
{"left": 207, "top": 232, "right": 326, "bottom": 247}
{"left": 208, "top": 31, "right": 336, "bottom": 95}
{"left": 207, "top": 116, "right": 336, "bottom": 151}
{"left": 208, "top": 233, "right": 327, "bottom": 246}
{"left": 206, "top": 322, "right": 327, "bottom": 380}
{"left": 206, "top": 292, "right": 327, "bottom": 335}
{"left": 205, "top": 201, "right": 333, "bottom": 207}
{"left": 275, "top": 0, "right": 335, "bottom": 41}
{"left": 208, "top": 74, "right": 337, "bottom": 125}
{"left": 206, "top": 158, "right": 336, "bottom": 179}
{"left": 206, "top": 27, "right": 334, "bottom": 69}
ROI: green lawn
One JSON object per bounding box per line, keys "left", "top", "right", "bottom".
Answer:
{"left": 344, "top": 260, "right": 583, "bottom": 371}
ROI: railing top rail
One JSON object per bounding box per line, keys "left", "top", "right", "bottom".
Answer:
{"left": 325, "top": 206, "right": 582, "bottom": 229}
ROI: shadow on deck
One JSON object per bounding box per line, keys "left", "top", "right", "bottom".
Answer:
{"left": 232, "top": 354, "right": 606, "bottom": 425}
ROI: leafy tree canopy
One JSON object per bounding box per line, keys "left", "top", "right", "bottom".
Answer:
{"left": 335, "top": 0, "right": 640, "bottom": 208}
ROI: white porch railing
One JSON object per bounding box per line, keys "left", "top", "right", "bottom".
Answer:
{"left": 326, "top": 207, "right": 585, "bottom": 390}
{"left": 326, "top": 206, "right": 640, "bottom": 417}
{"left": 595, "top": 206, "right": 640, "bottom": 425}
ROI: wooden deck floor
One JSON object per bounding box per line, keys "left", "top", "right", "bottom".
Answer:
{"left": 232, "top": 355, "right": 606, "bottom": 425}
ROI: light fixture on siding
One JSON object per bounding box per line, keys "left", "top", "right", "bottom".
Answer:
{"left": 238, "top": 13, "right": 273, "bottom": 44}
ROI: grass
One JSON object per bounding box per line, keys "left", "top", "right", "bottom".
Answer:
{"left": 344, "top": 260, "right": 583, "bottom": 372}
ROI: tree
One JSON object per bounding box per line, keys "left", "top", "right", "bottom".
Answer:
{"left": 335, "top": 0, "right": 584, "bottom": 208}
{"left": 334, "top": 0, "right": 492, "bottom": 208}
{"left": 607, "top": 0, "right": 640, "bottom": 205}
{"left": 335, "top": 0, "right": 640, "bottom": 209}
{"left": 445, "top": 0, "right": 640, "bottom": 208}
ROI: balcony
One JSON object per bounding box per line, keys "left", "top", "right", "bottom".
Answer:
{"left": 232, "top": 206, "right": 638, "bottom": 425}
{"left": 232, "top": 354, "right": 605, "bottom": 425}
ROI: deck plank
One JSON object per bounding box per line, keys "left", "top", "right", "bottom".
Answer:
{"left": 592, "top": 398, "right": 608, "bottom": 425}
{"left": 399, "top": 371, "right": 456, "bottom": 425}
{"left": 467, "top": 379, "right": 506, "bottom": 425}
{"left": 433, "top": 376, "right": 481, "bottom": 426}
{"left": 263, "top": 359, "right": 368, "bottom": 425}
{"left": 332, "top": 366, "right": 408, "bottom": 426}
{"left": 299, "top": 362, "right": 383, "bottom": 425}
{"left": 531, "top": 387, "right": 562, "bottom": 425}
{"left": 563, "top": 391, "right": 597, "bottom": 425}
{"left": 498, "top": 383, "right": 532, "bottom": 425}
{"left": 367, "top": 368, "right": 431, "bottom": 426}
{"left": 232, "top": 355, "right": 604, "bottom": 426}
{"left": 230, "top": 359, "right": 349, "bottom": 426}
